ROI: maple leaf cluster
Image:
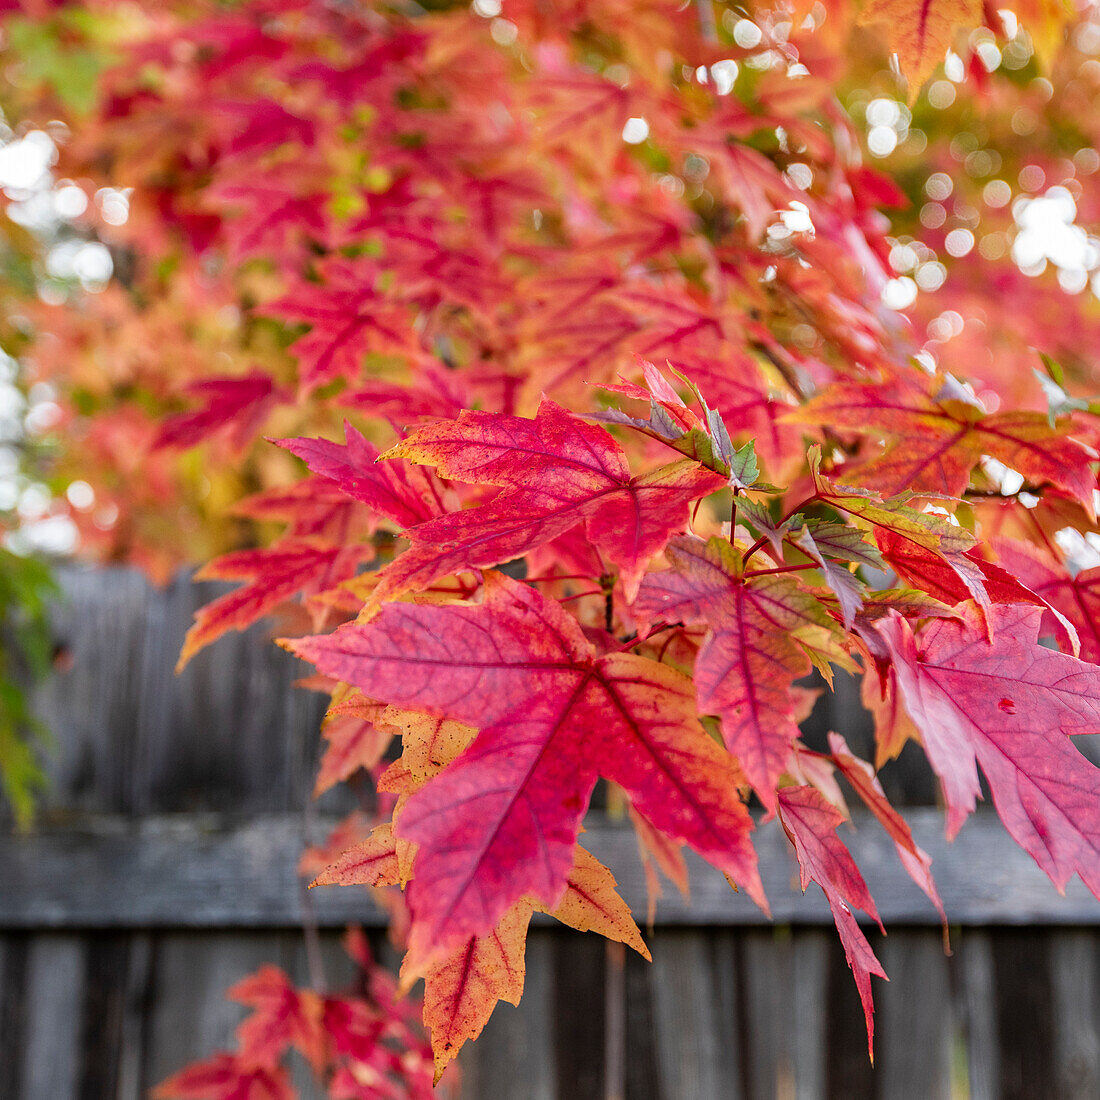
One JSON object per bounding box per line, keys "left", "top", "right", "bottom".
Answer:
{"left": 154, "top": 931, "right": 436, "bottom": 1100}
{"left": 4, "top": 0, "right": 1100, "bottom": 1084}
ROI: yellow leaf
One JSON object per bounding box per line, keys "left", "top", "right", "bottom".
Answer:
{"left": 859, "top": 0, "right": 982, "bottom": 95}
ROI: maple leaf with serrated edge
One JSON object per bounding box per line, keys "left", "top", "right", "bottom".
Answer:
{"left": 208, "top": 176, "right": 328, "bottom": 264}
{"left": 375, "top": 398, "right": 724, "bottom": 603}
{"left": 276, "top": 422, "right": 447, "bottom": 530}
{"left": 314, "top": 710, "right": 393, "bottom": 797}
{"left": 229, "top": 965, "right": 326, "bottom": 1074}
{"left": 595, "top": 359, "right": 761, "bottom": 489}
{"left": 415, "top": 843, "right": 648, "bottom": 1081}
{"left": 806, "top": 446, "right": 993, "bottom": 615}
{"left": 284, "top": 571, "right": 763, "bottom": 969}
{"left": 789, "top": 382, "right": 1097, "bottom": 507}
{"left": 736, "top": 496, "right": 792, "bottom": 558}
{"left": 635, "top": 535, "right": 844, "bottom": 807}
{"left": 880, "top": 602, "right": 1100, "bottom": 900}
{"left": 861, "top": 660, "right": 922, "bottom": 768}
{"left": 549, "top": 844, "right": 651, "bottom": 960}
{"left": 264, "top": 263, "right": 421, "bottom": 394}
{"left": 419, "top": 898, "right": 533, "bottom": 1085}
{"left": 793, "top": 525, "right": 867, "bottom": 629}
{"left": 231, "top": 478, "right": 363, "bottom": 541}
{"left": 827, "top": 731, "right": 946, "bottom": 926}
{"left": 379, "top": 707, "right": 476, "bottom": 785}
{"left": 313, "top": 820, "right": 414, "bottom": 889}
{"left": 875, "top": 528, "right": 1080, "bottom": 655}
{"left": 778, "top": 785, "right": 887, "bottom": 1060}
{"left": 994, "top": 537, "right": 1100, "bottom": 663}
{"left": 298, "top": 811, "right": 373, "bottom": 882}
{"left": 178, "top": 539, "right": 374, "bottom": 669}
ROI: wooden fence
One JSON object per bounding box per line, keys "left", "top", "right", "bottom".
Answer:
{"left": 2, "top": 566, "right": 1100, "bottom": 1099}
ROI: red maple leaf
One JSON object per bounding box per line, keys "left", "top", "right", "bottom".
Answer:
{"left": 635, "top": 535, "right": 841, "bottom": 806}
{"left": 265, "top": 262, "right": 422, "bottom": 393}
{"left": 792, "top": 382, "right": 1097, "bottom": 506}
{"left": 179, "top": 539, "right": 374, "bottom": 668}
{"left": 155, "top": 373, "right": 286, "bottom": 451}
{"left": 285, "top": 571, "right": 764, "bottom": 967}
{"left": 994, "top": 537, "right": 1100, "bottom": 663}
{"left": 866, "top": 528, "right": 1073, "bottom": 646}
{"left": 375, "top": 398, "right": 724, "bottom": 603}
{"left": 880, "top": 602, "right": 1100, "bottom": 899}
{"left": 277, "top": 422, "right": 447, "bottom": 530}
{"left": 209, "top": 175, "right": 329, "bottom": 263}
{"left": 229, "top": 965, "right": 326, "bottom": 1072}
{"left": 778, "top": 785, "right": 887, "bottom": 1059}
{"left": 827, "top": 731, "right": 945, "bottom": 924}
{"left": 314, "top": 709, "right": 394, "bottom": 796}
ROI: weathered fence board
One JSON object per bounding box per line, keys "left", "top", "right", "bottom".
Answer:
{"left": 4, "top": 809, "right": 1099, "bottom": 929}
{"left": 3, "top": 922, "right": 1100, "bottom": 1097}
{"left": 3, "top": 566, "right": 1100, "bottom": 1098}
{"left": 28, "top": 566, "right": 333, "bottom": 818}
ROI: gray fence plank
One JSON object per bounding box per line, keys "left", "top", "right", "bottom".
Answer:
{"left": 877, "top": 931, "right": 954, "bottom": 1100}
{"left": 790, "top": 930, "right": 828, "bottom": 1100}
{"left": 3, "top": 927, "right": 1100, "bottom": 1099}
{"left": 624, "top": 940, "right": 664, "bottom": 1100}
{"left": 1052, "top": 931, "right": 1100, "bottom": 1099}
{"left": 33, "top": 568, "right": 151, "bottom": 814}
{"left": 20, "top": 935, "right": 85, "bottom": 1099}
{"left": 552, "top": 931, "right": 606, "bottom": 1098}
{"left": 993, "top": 929, "right": 1056, "bottom": 1100}
{"left": 0, "top": 934, "right": 28, "bottom": 1098}
{"left": 30, "top": 566, "right": 332, "bottom": 818}
{"left": 650, "top": 930, "right": 740, "bottom": 1100}
{"left": 957, "top": 930, "right": 999, "bottom": 1100}
{"left": 741, "top": 929, "right": 794, "bottom": 1098}
{"left": 116, "top": 934, "right": 153, "bottom": 1100}
{"left": 75, "top": 932, "right": 151, "bottom": 1100}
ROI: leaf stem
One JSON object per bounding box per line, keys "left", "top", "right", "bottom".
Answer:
{"left": 613, "top": 621, "right": 681, "bottom": 653}
{"left": 558, "top": 588, "right": 604, "bottom": 605}
{"left": 743, "top": 561, "right": 818, "bottom": 578}
{"left": 741, "top": 493, "right": 821, "bottom": 566}
{"left": 526, "top": 572, "right": 603, "bottom": 584}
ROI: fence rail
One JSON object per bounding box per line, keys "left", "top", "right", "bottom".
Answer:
{"left": 4, "top": 809, "right": 1100, "bottom": 930}
{"left": 1, "top": 566, "right": 1099, "bottom": 1099}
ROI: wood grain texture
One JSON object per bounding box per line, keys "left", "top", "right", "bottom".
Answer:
{"left": 2, "top": 929, "right": 1100, "bottom": 1098}
{"left": 790, "top": 930, "right": 828, "bottom": 1100}
{"left": 28, "top": 565, "right": 333, "bottom": 818}
{"left": 623, "top": 940, "right": 663, "bottom": 1100}
{"left": 1052, "top": 931, "right": 1100, "bottom": 1099}
{"left": 0, "top": 934, "right": 28, "bottom": 1098}
{"left": 649, "top": 931, "right": 740, "bottom": 1100}
{"left": 957, "top": 929, "right": 999, "bottom": 1100}
{"left": 994, "top": 929, "right": 1056, "bottom": 1100}
{"left": 740, "top": 929, "right": 794, "bottom": 1098}
{"left": 4, "top": 809, "right": 1100, "bottom": 929}
{"left": 877, "top": 931, "right": 954, "bottom": 1099}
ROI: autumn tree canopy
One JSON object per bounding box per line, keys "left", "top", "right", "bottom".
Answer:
{"left": 4, "top": 0, "right": 1100, "bottom": 1091}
